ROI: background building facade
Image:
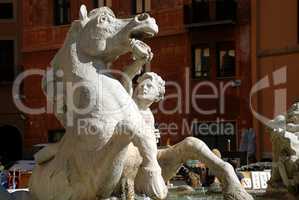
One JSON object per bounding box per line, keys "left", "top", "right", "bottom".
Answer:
{"left": 251, "top": 0, "right": 299, "bottom": 159}
{"left": 18, "top": 0, "right": 253, "bottom": 157}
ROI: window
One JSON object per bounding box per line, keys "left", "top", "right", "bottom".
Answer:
{"left": 0, "top": 1, "right": 13, "bottom": 19}
{"left": 193, "top": 46, "right": 210, "bottom": 79}
{"left": 192, "top": 121, "right": 236, "bottom": 152}
{"left": 186, "top": 0, "right": 236, "bottom": 23}
{"left": 132, "top": 0, "right": 151, "bottom": 14}
{"left": 0, "top": 40, "right": 14, "bottom": 82}
{"left": 94, "top": 0, "right": 112, "bottom": 8}
{"left": 217, "top": 43, "right": 236, "bottom": 78}
{"left": 191, "top": 0, "right": 209, "bottom": 23}
{"left": 216, "top": 0, "right": 237, "bottom": 21}
{"left": 54, "top": 0, "right": 70, "bottom": 25}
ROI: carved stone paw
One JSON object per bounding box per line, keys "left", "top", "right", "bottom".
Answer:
{"left": 135, "top": 166, "right": 168, "bottom": 200}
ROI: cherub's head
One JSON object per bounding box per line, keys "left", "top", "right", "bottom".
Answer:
{"left": 134, "top": 72, "right": 165, "bottom": 104}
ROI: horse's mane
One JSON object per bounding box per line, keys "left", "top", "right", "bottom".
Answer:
{"left": 51, "top": 20, "right": 97, "bottom": 82}
{"left": 45, "top": 20, "right": 98, "bottom": 127}
{"left": 44, "top": 7, "right": 117, "bottom": 126}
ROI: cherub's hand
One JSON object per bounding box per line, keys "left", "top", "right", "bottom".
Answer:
{"left": 130, "top": 39, "right": 153, "bottom": 64}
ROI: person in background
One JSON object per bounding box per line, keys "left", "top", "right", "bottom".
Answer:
{"left": 247, "top": 128, "right": 257, "bottom": 163}
{"left": 240, "top": 128, "right": 257, "bottom": 163}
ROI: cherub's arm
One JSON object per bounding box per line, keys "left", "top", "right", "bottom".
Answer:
{"left": 121, "top": 60, "right": 146, "bottom": 96}
{"left": 121, "top": 39, "right": 153, "bottom": 96}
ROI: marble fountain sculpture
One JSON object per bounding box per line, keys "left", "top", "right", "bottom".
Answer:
{"left": 28, "top": 5, "right": 253, "bottom": 200}
{"left": 267, "top": 102, "right": 299, "bottom": 198}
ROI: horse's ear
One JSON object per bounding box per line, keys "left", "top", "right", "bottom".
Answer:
{"left": 79, "top": 4, "right": 89, "bottom": 27}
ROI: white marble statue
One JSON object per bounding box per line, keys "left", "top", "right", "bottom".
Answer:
{"left": 30, "top": 5, "right": 167, "bottom": 200}
{"left": 267, "top": 102, "right": 299, "bottom": 197}
{"left": 29, "top": 5, "right": 253, "bottom": 200}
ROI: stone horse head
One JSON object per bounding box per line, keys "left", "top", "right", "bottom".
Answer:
{"left": 45, "top": 5, "right": 158, "bottom": 125}
{"left": 51, "top": 5, "right": 158, "bottom": 73}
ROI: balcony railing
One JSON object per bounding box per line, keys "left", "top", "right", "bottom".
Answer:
{"left": 184, "top": 0, "right": 237, "bottom": 26}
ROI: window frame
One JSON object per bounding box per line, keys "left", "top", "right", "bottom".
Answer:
{"left": 94, "top": 0, "right": 112, "bottom": 8}
{"left": 215, "top": 0, "right": 237, "bottom": 21}
{"left": 192, "top": 45, "right": 211, "bottom": 80}
{"left": 0, "top": 0, "right": 14, "bottom": 21}
{"left": 190, "top": 0, "right": 237, "bottom": 23}
{"left": 0, "top": 39, "right": 15, "bottom": 83}
{"left": 192, "top": 120, "right": 237, "bottom": 152}
{"left": 216, "top": 42, "right": 236, "bottom": 79}
{"left": 132, "top": 0, "right": 151, "bottom": 15}
{"left": 53, "top": 0, "right": 71, "bottom": 26}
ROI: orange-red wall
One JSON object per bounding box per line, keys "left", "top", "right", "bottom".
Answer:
{"left": 21, "top": 0, "right": 252, "bottom": 154}
{"left": 252, "top": 0, "right": 299, "bottom": 158}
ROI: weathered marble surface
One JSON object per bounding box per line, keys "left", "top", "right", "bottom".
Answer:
{"left": 30, "top": 5, "right": 166, "bottom": 200}
{"left": 29, "top": 5, "right": 253, "bottom": 200}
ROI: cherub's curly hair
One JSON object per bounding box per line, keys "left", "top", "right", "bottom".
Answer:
{"left": 137, "top": 72, "right": 165, "bottom": 102}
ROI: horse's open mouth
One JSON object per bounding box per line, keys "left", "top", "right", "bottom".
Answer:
{"left": 129, "top": 30, "right": 155, "bottom": 41}
{"left": 126, "top": 14, "right": 158, "bottom": 56}
{"left": 127, "top": 13, "right": 158, "bottom": 44}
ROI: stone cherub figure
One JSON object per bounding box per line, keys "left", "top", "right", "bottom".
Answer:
{"left": 116, "top": 71, "right": 165, "bottom": 200}
{"left": 29, "top": 5, "right": 253, "bottom": 200}
{"left": 267, "top": 102, "right": 299, "bottom": 197}
{"left": 117, "top": 51, "right": 253, "bottom": 200}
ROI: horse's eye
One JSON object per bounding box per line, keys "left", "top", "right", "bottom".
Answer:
{"left": 99, "top": 16, "right": 108, "bottom": 23}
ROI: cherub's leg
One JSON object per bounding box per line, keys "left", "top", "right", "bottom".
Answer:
{"left": 156, "top": 137, "right": 254, "bottom": 200}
